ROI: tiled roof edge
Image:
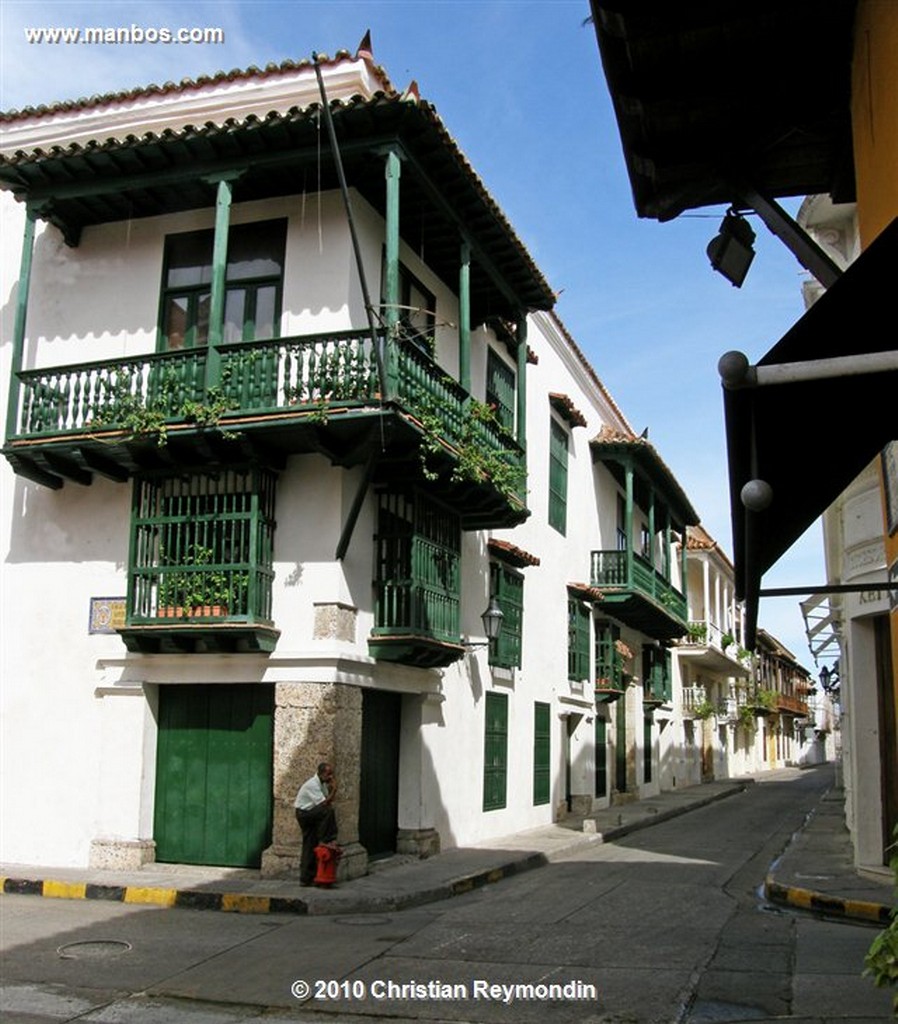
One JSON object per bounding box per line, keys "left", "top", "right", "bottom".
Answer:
{"left": 0, "top": 50, "right": 396, "bottom": 123}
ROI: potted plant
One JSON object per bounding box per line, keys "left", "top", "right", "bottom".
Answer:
{"left": 687, "top": 622, "right": 708, "bottom": 643}
{"left": 157, "top": 545, "right": 247, "bottom": 618}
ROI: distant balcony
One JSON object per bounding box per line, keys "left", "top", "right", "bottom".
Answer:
{"left": 590, "top": 549, "right": 687, "bottom": 640}
{"left": 677, "top": 619, "right": 750, "bottom": 676}
{"left": 5, "top": 330, "right": 526, "bottom": 528}
{"left": 776, "top": 693, "right": 810, "bottom": 717}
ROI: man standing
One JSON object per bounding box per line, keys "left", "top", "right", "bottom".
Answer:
{"left": 294, "top": 762, "right": 338, "bottom": 886}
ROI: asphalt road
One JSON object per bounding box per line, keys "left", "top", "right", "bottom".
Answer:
{"left": 1, "top": 766, "right": 893, "bottom": 1023}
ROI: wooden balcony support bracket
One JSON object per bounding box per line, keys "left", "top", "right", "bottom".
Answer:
{"left": 335, "top": 448, "right": 378, "bottom": 562}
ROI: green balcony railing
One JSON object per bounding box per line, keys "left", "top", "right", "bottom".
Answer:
{"left": 15, "top": 349, "right": 206, "bottom": 436}
{"left": 9, "top": 331, "right": 524, "bottom": 498}
{"left": 591, "top": 549, "right": 687, "bottom": 623}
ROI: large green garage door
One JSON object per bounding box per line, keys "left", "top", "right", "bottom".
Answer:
{"left": 154, "top": 684, "right": 274, "bottom": 867}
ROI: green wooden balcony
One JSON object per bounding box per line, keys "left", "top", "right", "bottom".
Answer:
{"left": 590, "top": 549, "right": 688, "bottom": 640}
{"left": 4, "top": 330, "right": 526, "bottom": 528}
{"left": 369, "top": 489, "right": 465, "bottom": 669}
{"left": 118, "top": 466, "right": 279, "bottom": 654}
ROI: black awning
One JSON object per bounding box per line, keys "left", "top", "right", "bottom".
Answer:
{"left": 589, "top": 0, "right": 857, "bottom": 220}
{"left": 723, "top": 217, "right": 898, "bottom": 647}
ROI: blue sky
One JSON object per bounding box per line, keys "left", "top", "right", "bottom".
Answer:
{"left": 0, "top": 0, "right": 825, "bottom": 666}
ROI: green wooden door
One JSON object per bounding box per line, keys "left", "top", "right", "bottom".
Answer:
{"left": 154, "top": 684, "right": 273, "bottom": 867}
{"left": 533, "top": 702, "right": 550, "bottom": 805}
{"left": 359, "top": 689, "right": 401, "bottom": 859}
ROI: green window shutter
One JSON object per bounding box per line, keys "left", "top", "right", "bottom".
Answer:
{"left": 595, "top": 717, "right": 607, "bottom": 797}
{"left": 567, "top": 597, "right": 590, "bottom": 682}
{"left": 489, "top": 562, "right": 523, "bottom": 669}
{"left": 595, "top": 622, "right": 622, "bottom": 686}
{"left": 642, "top": 646, "right": 672, "bottom": 703}
{"left": 533, "top": 701, "right": 551, "bottom": 806}
{"left": 486, "top": 349, "right": 516, "bottom": 434}
{"left": 483, "top": 692, "right": 508, "bottom": 811}
{"left": 548, "top": 419, "right": 568, "bottom": 534}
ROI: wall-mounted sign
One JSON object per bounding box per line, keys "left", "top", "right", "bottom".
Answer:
{"left": 89, "top": 597, "right": 127, "bottom": 634}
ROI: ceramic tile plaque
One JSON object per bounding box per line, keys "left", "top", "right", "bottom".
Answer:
{"left": 89, "top": 597, "right": 126, "bottom": 634}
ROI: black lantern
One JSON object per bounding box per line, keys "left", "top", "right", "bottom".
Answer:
{"left": 707, "top": 209, "right": 756, "bottom": 287}
{"left": 481, "top": 596, "right": 504, "bottom": 642}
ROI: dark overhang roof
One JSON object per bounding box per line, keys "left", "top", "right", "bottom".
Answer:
{"left": 0, "top": 88, "right": 555, "bottom": 323}
{"left": 589, "top": 0, "right": 858, "bottom": 220}
{"left": 723, "top": 217, "right": 898, "bottom": 645}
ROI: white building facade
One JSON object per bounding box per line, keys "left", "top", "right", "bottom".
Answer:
{"left": 0, "top": 49, "right": 734, "bottom": 876}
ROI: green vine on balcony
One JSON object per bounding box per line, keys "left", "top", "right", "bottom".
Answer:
{"left": 738, "top": 704, "right": 757, "bottom": 730}
{"left": 693, "top": 697, "right": 717, "bottom": 720}
{"left": 88, "top": 368, "right": 238, "bottom": 446}
{"left": 415, "top": 391, "right": 525, "bottom": 502}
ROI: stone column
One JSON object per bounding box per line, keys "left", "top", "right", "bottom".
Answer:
{"left": 261, "top": 680, "right": 367, "bottom": 880}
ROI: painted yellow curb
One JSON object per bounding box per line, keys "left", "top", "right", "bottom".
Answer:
{"left": 221, "top": 893, "right": 271, "bottom": 914}
{"left": 123, "top": 886, "right": 178, "bottom": 907}
{"left": 43, "top": 880, "right": 88, "bottom": 900}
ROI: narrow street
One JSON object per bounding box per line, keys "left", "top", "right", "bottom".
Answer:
{"left": 1, "top": 767, "right": 892, "bottom": 1023}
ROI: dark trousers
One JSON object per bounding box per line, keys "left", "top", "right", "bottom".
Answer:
{"left": 295, "top": 804, "right": 338, "bottom": 884}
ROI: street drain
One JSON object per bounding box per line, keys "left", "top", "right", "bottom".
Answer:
{"left": 57, "top": 939, "right": 132, "bottom": 960}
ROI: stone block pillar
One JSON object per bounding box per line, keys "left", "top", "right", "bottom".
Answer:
{"left": 261, "top": 680, "right": 367, "bottom": 880}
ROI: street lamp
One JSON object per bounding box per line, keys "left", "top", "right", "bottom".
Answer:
{"left": 465, "top": 596, "right": 504, "bottom": 649}
{"left": 707, "top": 208, "right": 756, "bottom": 287}
{"left": 819, "top": 660, "right": 840, "bottom": 698}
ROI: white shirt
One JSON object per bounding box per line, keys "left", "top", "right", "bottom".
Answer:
{"left": 294, "top": 773, "right": 328, "bottom": 810}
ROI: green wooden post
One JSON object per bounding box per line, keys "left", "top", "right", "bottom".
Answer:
{"left": 384, "top": 149, "right": 401, "bottom": 396}
{"left": 459, "top": 240, "right": 471, "bottom": 394}
{"left": 664, "top": 509, "right": 672, "bottom": 581}
{"left": 624, "top": 459, "right": 634, "bottom": 588}
{"left": 680, "top": 519, "right": 689, "bottom": 597}
{"left": 647, "top": 486, "right": 656, "bottom": 599}
{"left": 205, "top": 176, "right": 235, "bottom": 391}
{"left": 5, "top": 205, "right": 38, "bottom": 441}
{"left": 516, "top": 314, "right": 527, "bottom": 448}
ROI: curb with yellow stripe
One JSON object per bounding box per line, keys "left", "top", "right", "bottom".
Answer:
{"left": 1, "top": 875, "right": 309, "bottom": 915}
{"left": 764, "top": 875, "right": 894, "bottom": 925}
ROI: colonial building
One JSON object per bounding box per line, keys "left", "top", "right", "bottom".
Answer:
{"left": 0, "top": 46, "right": 701, "bottom": 874}
{"left": 674, "top": 525, "right": 750, "bottom": 786}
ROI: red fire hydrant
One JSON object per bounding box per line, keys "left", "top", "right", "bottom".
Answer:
{"left": 313, "top": 842, "right": 342, "bottom": 887}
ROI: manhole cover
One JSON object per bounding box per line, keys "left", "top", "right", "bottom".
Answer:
{"left": 57, "top": 939, "right": 132, "bottom": 959}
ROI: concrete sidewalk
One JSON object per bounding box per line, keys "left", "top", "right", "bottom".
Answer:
{"left": 2, "top": 771, "right": 894, "bottom": 923}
